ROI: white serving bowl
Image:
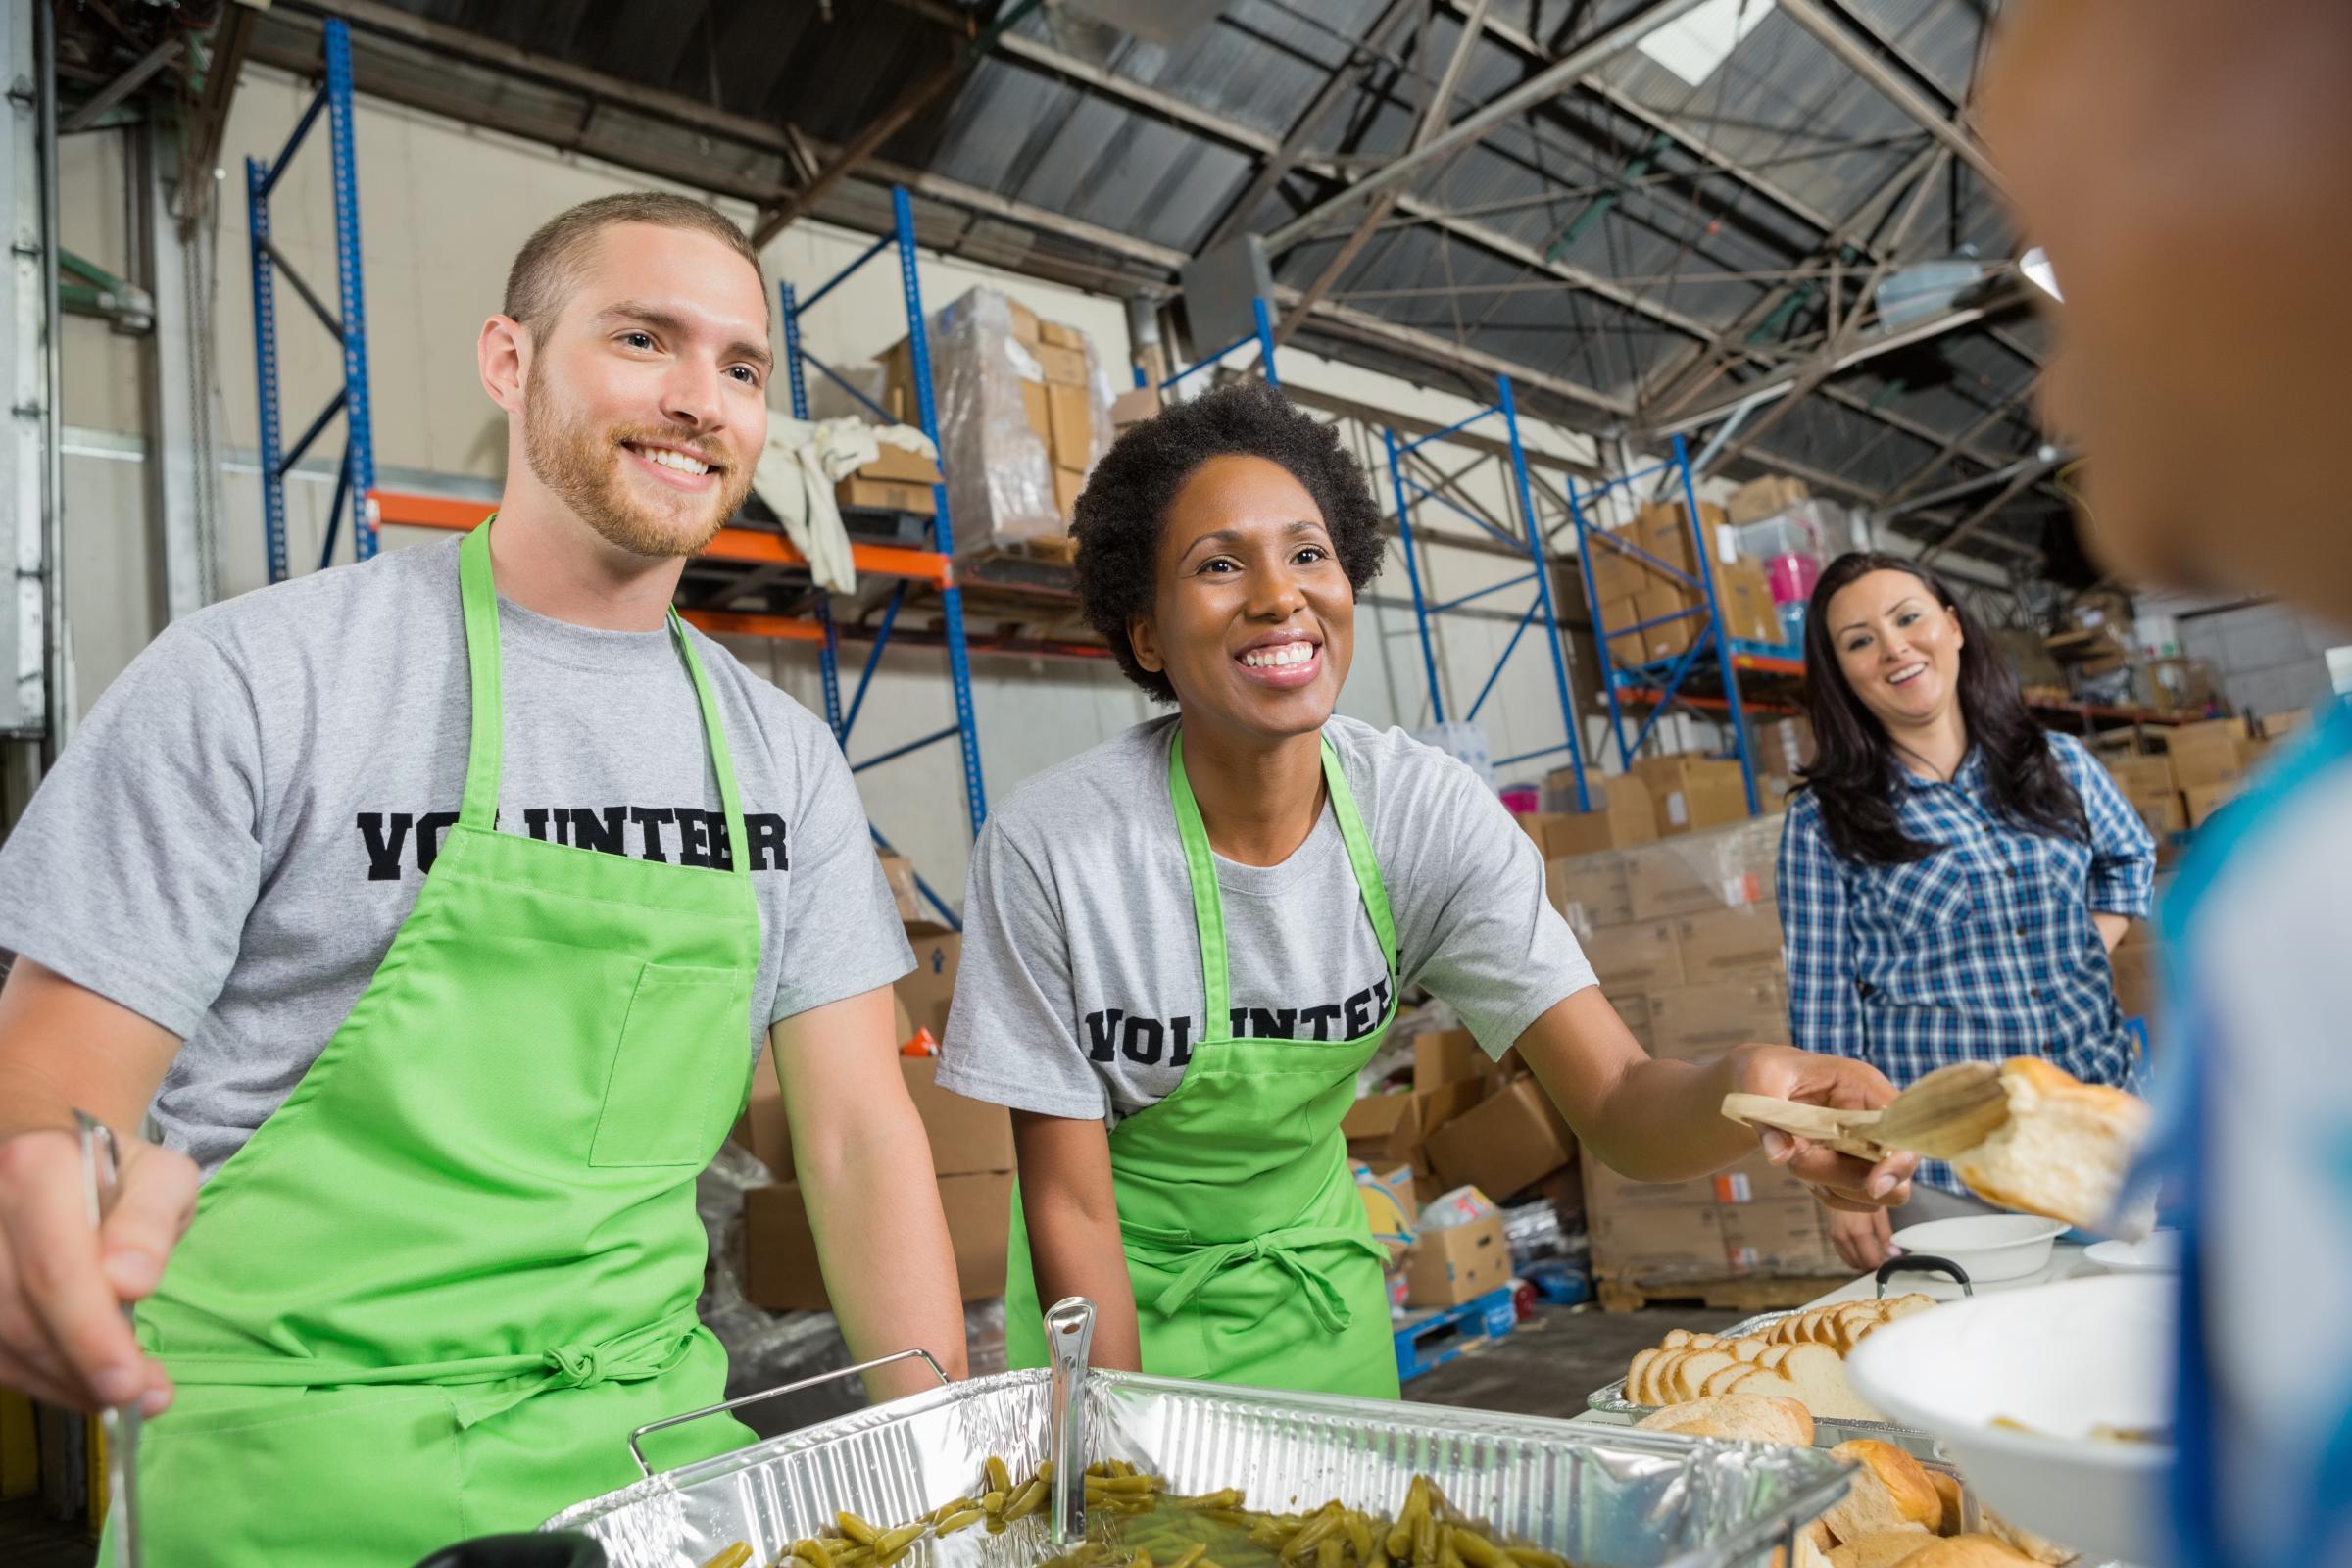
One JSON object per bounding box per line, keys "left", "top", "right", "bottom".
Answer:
{"left": 1847, "top": 1273, "right": 2173, "bottom": 1564}
{"left": 1889, "top": 1212, "right": 2067, "bottom": 1284}
{"left": 2085, "top": 1230, "right": 2181, "bottom": 1274}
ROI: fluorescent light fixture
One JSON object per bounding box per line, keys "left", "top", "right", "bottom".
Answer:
{"left": 2020, "top": 246, "right": 2064, "bottom": 302}
{"left": 1637, "top": 0, "right": 1778, "bottom": 86}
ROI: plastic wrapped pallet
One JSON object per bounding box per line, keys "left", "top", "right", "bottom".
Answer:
{"left": 1620, "top": 812, "right": 1784, "bottom": 920}
{"left": 884, "top": 286, "right": 1112, "bottom": 555}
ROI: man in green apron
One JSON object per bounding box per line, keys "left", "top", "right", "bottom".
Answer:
{"left": 939, "top": 382, "right": 1917, "bottom": 1396}
{"left": 0, "top": 194, "right": 966, "bottom": 1562}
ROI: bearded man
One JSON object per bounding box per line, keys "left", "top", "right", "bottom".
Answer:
{"left": 0, "top": 193, "right": 966, "bottom": 1566}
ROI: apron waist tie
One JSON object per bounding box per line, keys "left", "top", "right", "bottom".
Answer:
{"left": 161, "top": 1311, "right": 705, "bottom": 1429}
{"left": 1146, "top": 1226, "right": 1386, "bottom": 1333}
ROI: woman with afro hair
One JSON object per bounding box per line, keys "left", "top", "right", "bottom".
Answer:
{"left": 934, "top": 380, "right": 1913, "bottom": 1397}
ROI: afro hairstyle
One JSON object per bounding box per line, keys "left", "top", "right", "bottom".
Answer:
{"left": 1070, "top": 379, "right": 1386, "bottom": 704}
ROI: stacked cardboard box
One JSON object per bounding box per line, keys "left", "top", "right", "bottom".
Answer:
{"left": 1629, "top": 754, "right": 1751, "bottom": 838}
{"left": 1748, "top": 716, "right": 1815, "bottom": 804}
{"left": 1517, "top": 772, "right": 1656, "bottom": 858}
{"left": 1585, "top": 500, "right": 1739, "bottom": 667}
{"left": 2163, "top": 717, "right": 2268, "bottom": 826}
{"left": 835, "top": 441, "right": 944, "bottom": 517}
{"left": 1725, "top": 474, "right": 1811, "bottom": 526}
{"left": 741, "top": 911, "right": 1011, "bottom": 1311}
{"left": 1546, "top": 816, "right": 1845, "bottom": 1292}
{"left": 2099, "top": 751, "right": 2185, "bottom": 839}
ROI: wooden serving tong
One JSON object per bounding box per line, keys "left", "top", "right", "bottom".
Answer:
{"left": 1721, "top": 1061, "right": 2011, "bottom": 1160}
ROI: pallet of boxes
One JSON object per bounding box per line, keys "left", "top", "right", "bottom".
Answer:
{"left": 734, "top": 857, "right": 1006, "bottom": 1313}
{"left": 1583, "top": 498, "right": 1787, "bottom": 667}
{"left": 1529, "top": 764, "right": 1853, "bottom": 1313}
{"left": 873, "top": 287, "right": 1112, "bottom": 559}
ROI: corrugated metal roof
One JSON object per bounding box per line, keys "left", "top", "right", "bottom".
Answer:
{"left": 283, "top": 0, "right": 2053, "bottom": 557}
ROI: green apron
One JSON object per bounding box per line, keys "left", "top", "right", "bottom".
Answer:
{"left": 112, "top": 520, "right": 761, "bottom": 1565}
{"left": 1005, "top": 729, "right": 1401, "bottom": 1399}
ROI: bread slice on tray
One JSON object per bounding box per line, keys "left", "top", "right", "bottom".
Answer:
{"left": 1826, "top": 1530, "right": 1934, "bottom": 1568}
{"left": 1820, "top": 1440, "right": 1941, "bottom": 1542}
{"left": 1634, "top": 1392, "right": 1816, "bottom": 1446}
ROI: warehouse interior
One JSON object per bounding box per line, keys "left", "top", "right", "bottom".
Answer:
{"left": 2, "top": 0, "right": 2345, "bottom": 1559}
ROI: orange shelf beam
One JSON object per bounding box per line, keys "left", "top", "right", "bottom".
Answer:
{"left": 368, "top": 490, "right": 956, "bottom": 588}
{"left": 681, "top": 610, "right": 827, "bottom": 643}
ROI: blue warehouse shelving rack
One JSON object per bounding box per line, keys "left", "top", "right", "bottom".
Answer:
{"left": 1383, "top": 374, "right": 1591, "bottom": 811}
{"left": 1564, "top": 434, "right": 1787, "bottom": 818}
{"left": 245, "top": 17, "right": 374, "bottom": 581}
{"left": 1147, "top": 295, "right": 1281, "bottom": 395}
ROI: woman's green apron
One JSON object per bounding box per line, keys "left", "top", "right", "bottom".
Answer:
{"left": 1005, "top": 729, "right": 1402, "bottom": 1398}
{"left": 110, "top": 521, "right": 761, "bottom": 1565}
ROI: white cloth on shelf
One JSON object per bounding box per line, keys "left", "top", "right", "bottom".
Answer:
{"left": 750, "top": 417, "right": 939, "bottom": 595}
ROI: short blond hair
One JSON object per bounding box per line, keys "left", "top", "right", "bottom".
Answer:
{"left": 503, "top": 192, "right": 764, "bottom": 338}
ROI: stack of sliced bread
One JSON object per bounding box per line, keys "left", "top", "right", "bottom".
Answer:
{"left": 1623, "top": 1296, "right": 1936, "bottom": 1421}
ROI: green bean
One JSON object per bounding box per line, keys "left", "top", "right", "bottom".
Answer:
{"left": 1004, "top": 1477, "right": 1049, "bottom": 1521}
{"left": 1500, "top": 1551, "right": 1566, "bottom": 1568}
{"left": 1315, "top": 1538, "right": 1343, "bottom": 1568}
{"left": 701, "top": 1547, "right": 752, "bottom": 1568}
{"left": 981, "top": 1491, "right": 1007, "bottom": 1515}
{"left": 794, "top": 1540, "right": 835, "bottom": 1568}
{"left": 1345, "top": 1514, "right": 1376, "bottom": 1564}
{"left": 835, "top": 1513, "right": 880, "bottom": 1547}
{"left": 985, "top": 1456, "right": 1012, "bottom": 1494}
{"left": 936, "top": 1509, "right": 984, "bottom": 1536}
{"left": 1088, "top": 1475, "right": 1160, "bottom": 1496}
{"left": 1451, "top": 1534, "right": 1509, "bottom": 1568}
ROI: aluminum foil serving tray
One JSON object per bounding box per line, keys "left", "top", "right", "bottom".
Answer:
{"left": 548, "top": 1367, "right": 1853, "bottom": 1568}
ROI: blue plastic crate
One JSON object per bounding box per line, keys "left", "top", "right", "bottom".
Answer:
{"left": 1521, "top": 1258, "right": 1592, "bottom": 1307}
{"left": 1394, "top": 1287, "right": 1516, "bottom": 1383}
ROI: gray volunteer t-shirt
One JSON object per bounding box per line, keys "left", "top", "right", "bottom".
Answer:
{"left": 936, "top": 714, "right": 1597, "bottom": 1122}
{"left": 0, "top": 537, "right": 912, "bottom": 1177}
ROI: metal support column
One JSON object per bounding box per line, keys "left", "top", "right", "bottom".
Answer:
{"left": 1382, "top": 428, "right": 1444, "bottom": 726}
{"left": 136, "top": 121, "right": 215, "bottom": 621}
{"left": 1498, "top": 377, "right": 1589, "bottom": 810}
{"left": 893, "top": 185, "right": 987, "bottom": 839}
{"left": 1160, "top": 297, "right": 1282, "bottom": 397}
{"left": 1674, "top": 433, "right": 1759, "bottom": 814}
{"left": 245, "top": 17, "right": 374, "bottom": 581}
{"left": 3, "top": 0, "right": 54, "bottom": 739}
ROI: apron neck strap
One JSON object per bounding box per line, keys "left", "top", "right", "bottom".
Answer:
{"left": 1165, "top": 728, "right": 1398, "bottom": 1032}
{"left": 456, "top": 519, "right": 750, "bottom": 874}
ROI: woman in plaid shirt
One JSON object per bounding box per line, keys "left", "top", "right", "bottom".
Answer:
{"left": 1777, "top": 552, "right": 2156, "bottom": 1268}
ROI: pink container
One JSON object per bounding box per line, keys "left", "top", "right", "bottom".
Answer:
{"left": 1767, "top": 552, "right": 1820, "bottom": 605}
{"left": 1498, "top": 785, "right": 1540, "bottom": 815}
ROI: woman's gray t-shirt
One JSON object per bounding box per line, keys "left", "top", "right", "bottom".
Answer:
{"left": 935, "top": 714, "right": 1597, "bottom": 1123}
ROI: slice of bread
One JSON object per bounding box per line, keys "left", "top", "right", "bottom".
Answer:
{"left": 1780, "top": 1343, "right": 1885, "bottom": 1421}
{"left": 1728, "top": 1337, "right": 1769, "bottom": 1363}
{"left": 1670, "top": 1348, "right": 1739, "bottom": 1400}
{"left": 1982, "top": 1508, "right": 2076, "bottom": 1565}
{"left": 1662, "top": 1329, "right": 1694, "bottom": 1349}
{"left": 1821, "top": 1441, "right": 1942, "bottom": 1543}
{"left": 1702, "top": 1362, "right": 1754, "bottom": 1396}
{"left": 1634, "top": 1392, "right": 1816, "bottom": 1446}
{"left": 1928, "top": 1473, "right": 1965, "bottom": 1536}
{"left": 1892, "top": 1537, "right": 2040, "bottom": 1567}
{"left": 1628, "top": 1348, "right": 1660, "bottom": 1402}
{"left": 1826, "top": 1529, "right": 1933, "bottom": 1568}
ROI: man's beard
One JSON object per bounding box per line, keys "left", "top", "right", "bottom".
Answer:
{"left": 520, "top": 360, "right": 755, "bottom": 559}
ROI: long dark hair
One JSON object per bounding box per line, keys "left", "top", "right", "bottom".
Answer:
{"left": 1796, "top": 552, "right": 2087, "bottom": 865}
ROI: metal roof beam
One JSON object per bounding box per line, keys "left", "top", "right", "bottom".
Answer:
{"left": 1261, "top": 0, "right": 1718, "bottom": 253}
{"left": 1776, "top": 0, "right": 2003, "bottom": 192}
{"left": 1881, "top": 380, "right": 2040, "bottom": 506}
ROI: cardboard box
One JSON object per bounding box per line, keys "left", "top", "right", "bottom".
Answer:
{"left": 1635, "top": 500, "right": 1735, "bottom": 576}
{"left": 1672, "top": 903, "right": 1784, "bottom": 983}
{"left": 2103, "top": 754, "right": 2179, "bottom": 799}
{"left": 1726, "top": 474, "right": 1810, "bottom": 525}
{"left": 1020, "top": 378, "right": 1053, "bottom": 442}
{"left": 1719, "top": 558, "right": 1783, "bottom": 645}
{"left": 852, "top": 443, "right": 943, "bottom": 487}
{"left": 2257, "top": 709, "right": 2310, "bottom": 741}
{"left": 1630, "top": 755, "right": 1750, "bottom": 837}
{"left": 1585, "top": 530, "right": 1661, "bottom": 608}
{"left": 1046, "top": 383, "right": 1095, "bottom": 467}
{"left": 1007, "top": 299, "right": 1041, "bottom": 345}
{"left": 1750, "top": 716, "right": 1814, "bottom": 783}
{"left": 1033, "top": 342, "right": 1088, "bottom": 385}
{"left": 1582, "top": 1150, "right": 1719, "bottom": 1214}
{"left": 1646, "top": 978, "right": 1789, "bottom": 1062}
{"left": 1579, "top": 919, "right": 1683, "bottom": 990}
{"left": 1343, "top": 1083, "right": 1485, "bottom": 1169}
{"left": 1402, "top": 1211, "right": 1511, "bottom": 1308}
{"left": 1109, "top": 385, "right": 1161, "bottom": 427}
{"left": 1424, "top": 1076, "right": 1578, "bottom": 1200}
{"left": 743, "top": 1182, "right": 829, "bottom": 1311}
{"left": 1537, "top": 773, "right": 1657, "bottom": 856}
{"left": 2184, "top": 779, "right": 2248, "bottom": 827}
{"left": 1356, "top": 1163, "right": 1419, "bottom": 1264}
{"left": 1413, "top": 1028, "right": 1498, "bottom": 1096}
{"left": 1039, "top": 319, "right": 1086, "bottom": 350}
{"left": 836, "top": 475, "right": 939, "bottom": 516}
{"left": 2164, "top": 717, "right": 2257, "bottom": 789}
{"left": 1624, "top": 816, "right": 1778, "bottom": 919}
{"left": 1720, "top": 1196, "right": 1838, "bottom": 1275}
{"left": 901, "top": 1054, "right": 1013, "bottom": 1176}
{"left": 1631, "top": 588, "right": 1701, "bottom": 664}
{"left": 938, "top": 1170, "right": 1014, "bottom": 1298}
{"left": 1599, "top": 594, "right": 1649, "bottom": 667}
{"left": 1547, "top": 849, "right": 1634, "bottom": 930}
{"left": 1053, "top": 465, "right": 1086, "bottom": 521}
{"left": 898, "top": 926, "right": 961, "bottom": 1042}
{"left": 2122, "top": 789, "right": 2188, "bottom": 839}
{"left": 878, "top": 854, "right": 921, "bottom": 922}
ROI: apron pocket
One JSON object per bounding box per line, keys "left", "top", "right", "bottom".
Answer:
{"left": 590, "top": 962, "right": 748, "bottom": 1168}
{"left": 136, "top": 1385, "right": 466, "bottom": 1566}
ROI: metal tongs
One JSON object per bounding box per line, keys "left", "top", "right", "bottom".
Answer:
{"left": 1044, "top": 1296, "right": 1096, "bottom": 1546}
{"left": 77, "top": 1110, "right": 140, "bottom": 1568}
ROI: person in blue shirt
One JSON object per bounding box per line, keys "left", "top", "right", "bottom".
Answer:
{"left": 1980, "top": 3, "right": 2352, "bottom": 1561}
{"left": 1778, "top": 550, "right": 2156, "bottom": 1268}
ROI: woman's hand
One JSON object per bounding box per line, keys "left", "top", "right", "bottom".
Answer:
{"left": 1726, "top": 1044, "right": 1917, "bottom": 1212}
{"left": 1828, "top": 1206, "right": 1897, "bottom": 1272}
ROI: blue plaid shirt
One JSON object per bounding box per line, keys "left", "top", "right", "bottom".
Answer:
{"left": 1777, "top": 731, "right": 2156, "bottom": 1192}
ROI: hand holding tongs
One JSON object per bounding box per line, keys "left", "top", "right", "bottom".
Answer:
{"left": 77, "top": 1110, "right": 140, "bottom": 1568}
